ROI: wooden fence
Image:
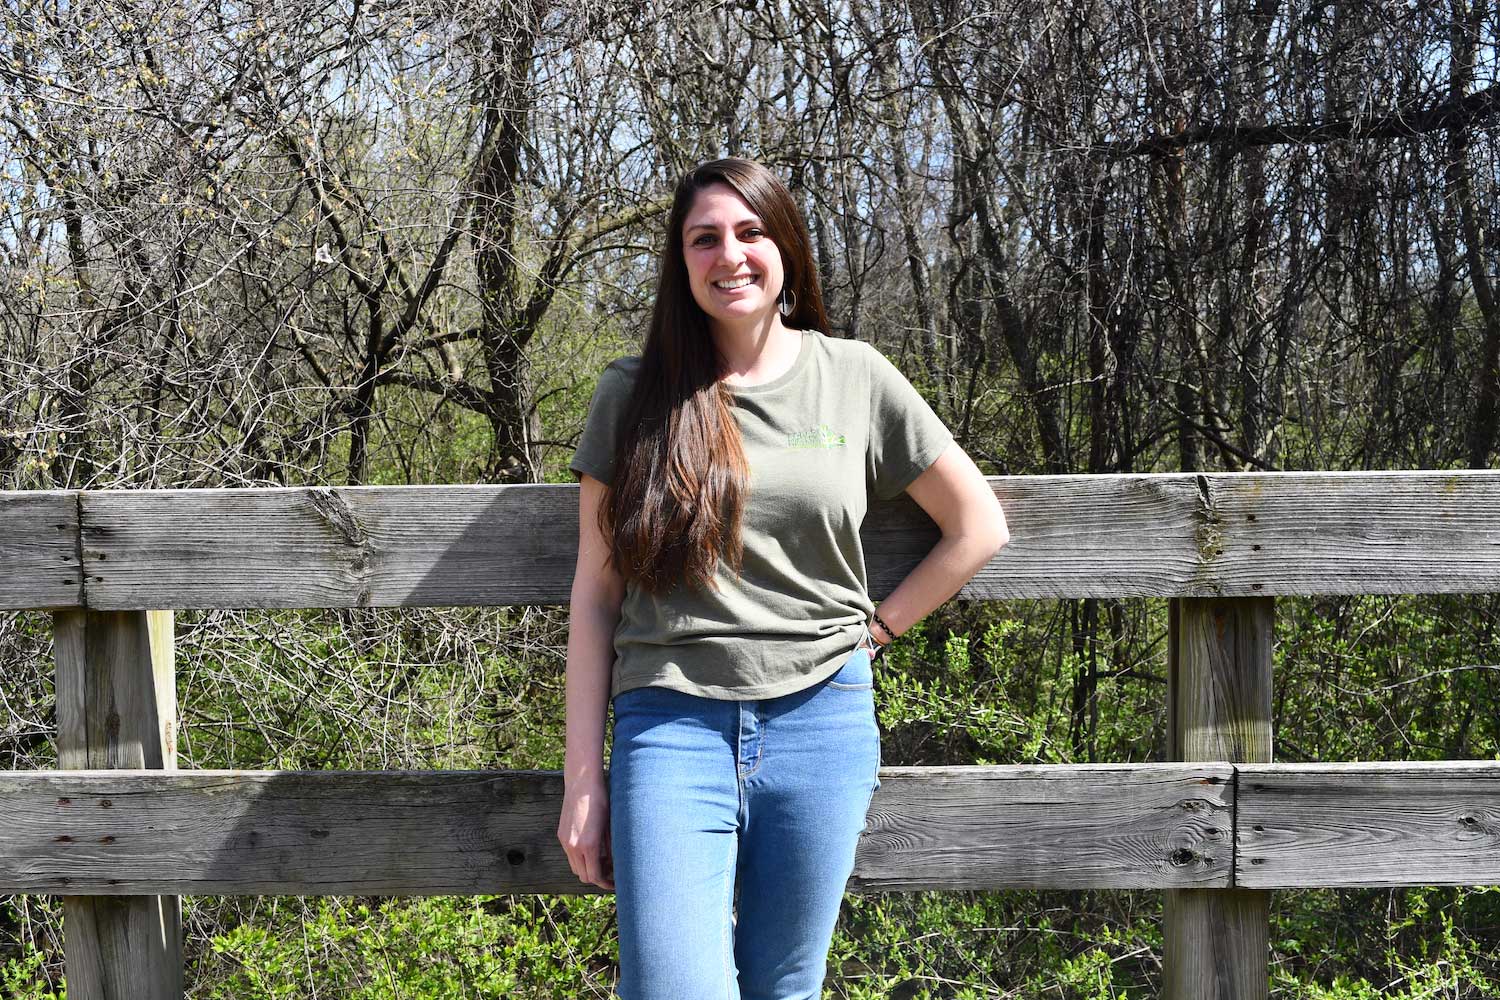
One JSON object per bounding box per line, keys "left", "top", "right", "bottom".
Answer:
{"left": 3, "top": 471, "right": 1499, "bottom": 999}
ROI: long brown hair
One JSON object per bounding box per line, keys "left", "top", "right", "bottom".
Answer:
{"left": 602, "top": 158, "right": 831, "bottom": 596}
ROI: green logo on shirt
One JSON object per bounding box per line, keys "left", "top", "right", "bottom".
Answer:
{"left": 787, "top": 424, "right": 847, "bottom": 449}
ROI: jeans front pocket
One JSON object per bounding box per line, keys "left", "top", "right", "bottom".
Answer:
{"left": 825, "top": 643, "right": 874, "bottom": 691}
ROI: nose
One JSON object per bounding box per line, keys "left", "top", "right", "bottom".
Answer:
{"left": 716, "top": 234, "right": 747, "bottom": 267}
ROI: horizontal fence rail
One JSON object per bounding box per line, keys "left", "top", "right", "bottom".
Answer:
{"left": 1, "top": 763, "right": 1496, "bottom": 896}
{"left": 6, "top": 470, "right": 1500, "bottom": 610}
{"left": 1236, "top": 761, "right": 1500, "bottom": 888}
{"left": 0, "top": 765, "right": 1232, "bottom": 895}
{"left": 0, "top": 490, "right": 80, "bottom": 609}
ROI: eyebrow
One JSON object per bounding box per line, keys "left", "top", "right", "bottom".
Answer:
{"left": 685, "top": 217, "right": 763, "bottom": 234}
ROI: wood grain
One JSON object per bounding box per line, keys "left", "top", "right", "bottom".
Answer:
{"left": 63, "top": 897, "right": 182, "bottom": 1000}
{"left": 1168, "top": 598, "right": 1275, "bottom": 763}
{"left": 1165, "top": 597, "right": 1273, "bottom": 1000}
{"left": 851, "top": 764, "right": 1234, "bottom": 891}
{"left": 873, "top": 473, "right": 1205, "bottom": 598}
{"left": 0, "top": 490, "right": 81, "bottom": 609}
{"left": 1237, "top": 761, "right": 1500, "bottom": 888}
{"left": 54, "top": 609, "right": 182, "bottom": 1000}
{"left": 80, "top": 486, "right": 564, "bottom": 610}
{"left": 7, "top": 764, "right": 1497, "bottom": 895}
{"left": 54, "top": 611, "right": 174, "bottom": 771}
{"left": 1164, "top": 889, "right": 1273, "bottom": 1000}
{"left": 1205, "top": 470, "right": 1500, "bottom": 596}
{"left": 0, "top": 765, "right": 1232, "bottom": 895}
{"left": 0, "top": 471, "right": 1492, "bottom": 609}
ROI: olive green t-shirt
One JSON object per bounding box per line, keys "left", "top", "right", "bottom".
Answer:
{"left": 570, "top": 329, "right": 954, "bottom": 701}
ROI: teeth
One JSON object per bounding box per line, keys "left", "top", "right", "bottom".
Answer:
{"left": 714, "top": 275, "right": 757, "bottom": 289}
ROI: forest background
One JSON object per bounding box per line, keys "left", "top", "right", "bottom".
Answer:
{"left": 3, "top": 0, "right": 1499, "bottom": 996}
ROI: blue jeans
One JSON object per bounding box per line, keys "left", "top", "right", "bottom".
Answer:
{"left": 608, "top": 634, "right": 883, "bottom": 999}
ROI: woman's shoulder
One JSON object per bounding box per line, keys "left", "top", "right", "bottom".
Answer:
{"left": 581, "top": 357, "right": 641, "bottom": 417}
{"left": 600, "top": 355, "right": 643, "bottom": 385}
{"left": 807, "top": 329, "right": 876, "bottom": 365}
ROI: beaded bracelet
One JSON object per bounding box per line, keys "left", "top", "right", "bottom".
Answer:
{"left": 863, "top": 610, "right": 897, "bottom": 662}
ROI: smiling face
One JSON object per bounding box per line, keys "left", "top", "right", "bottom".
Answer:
{"left": 681, "top": 182, "right": 787, "bottom": 336}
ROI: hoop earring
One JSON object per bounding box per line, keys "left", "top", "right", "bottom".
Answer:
{"left": 779, "top": 287, "right": 797, "bottom": 317}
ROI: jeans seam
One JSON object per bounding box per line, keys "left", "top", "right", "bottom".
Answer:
{"left": 723, "top": 823, "right": 736, "bottom": 998}
{"left": 863, "top": 701, "right": 882, "bottom": 831}
{"left": 861, "top": 782, "right": 878, "bottom": 835}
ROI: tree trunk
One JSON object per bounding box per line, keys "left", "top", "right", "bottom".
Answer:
{"left": 473, "top": 8, "right": 545, "bottom": 483}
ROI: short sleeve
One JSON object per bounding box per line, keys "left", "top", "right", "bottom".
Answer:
{"left": 866, "top": 347, "right": 955, "bottom": 500}
{"left": 569, "top": 365, "right": 632, "bottom": 485}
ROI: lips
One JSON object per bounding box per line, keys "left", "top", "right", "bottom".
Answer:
{"left": 712, "top": 273, "right": 759, "bottom": 291}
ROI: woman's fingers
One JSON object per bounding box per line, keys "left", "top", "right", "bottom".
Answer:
{"left": 579, "top": 836, "right": 613, "bottom": 890}
{"left": 558, "top": 797, "right": 614, "bottom": 890}
{"left": 558, "top": 813, "right": 591, "bottom": 883}
{"left": 577, "top": 829, "right": 613, "bottom": 891}
{"left": 582, "top": 839, "right": 600, "bottom": 887}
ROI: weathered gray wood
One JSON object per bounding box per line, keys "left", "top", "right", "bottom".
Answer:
{"left": 1163, "top": 890, "right": 1270, "bottom": 999}
{"left": 10, "top": 763, "right": 1498, "bottom": 895}
{"left": 1202, "top": 470, "right": 1500, "bottom": 596}
{"left": 66, "top": 471, "right": 1500, "bottom": 610}
{"left": 63, "top": 897, "right": 181, "bottom": 1000}
{"left": 54, "top": 611, "right": 175, "bottom": 770}
{"left": 0, "top": 490, "right": 82, "bottom": 609}
{"left": 870, "top": 474, "right": 1205, "bottom": 598}
{"left": 54, "top": 609, "right": 182, "bottom": 1000}
{"left": 1237, "top": 761, "right": 1500, "bottom": 888}
{"left": 0, "top": 764, "right": 1232, "bottom": 895}
{"left": 81, "top": 485, "right": 590, "bottom": 609}
{"left": 851, "top": 764, "right": 1233, "bottom": 891}
{"left": 1165, "top": 597, "right": 1273, "bottom": 1000}
{"left": 1167, "top": 598, "right": 1275, "bottom": 763}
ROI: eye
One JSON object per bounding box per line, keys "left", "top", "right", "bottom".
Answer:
{"left": 692, "top": 234, "right": 716, "bottom": 247}
{"left": 742, "top": 228, "right": 764, "bottom": 240}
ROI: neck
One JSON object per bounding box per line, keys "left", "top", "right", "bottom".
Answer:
{"left": 711, "top": 314, "right": 798, "bottom": 382}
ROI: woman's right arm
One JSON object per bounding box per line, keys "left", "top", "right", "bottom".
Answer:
{"left": 558, "top": 472, "right": 624, "bottom": 890}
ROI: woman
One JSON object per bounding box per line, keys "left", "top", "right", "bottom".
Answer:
{"left": 559, "top": 157, "right": 1008, "bottom": 999}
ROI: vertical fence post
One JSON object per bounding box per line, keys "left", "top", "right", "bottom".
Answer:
{"left": 1164, "top": 597, "right": 1273, "bottom": 1000}
{"left": 54, "top": 609, "right": 182, "bottom": 1000}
